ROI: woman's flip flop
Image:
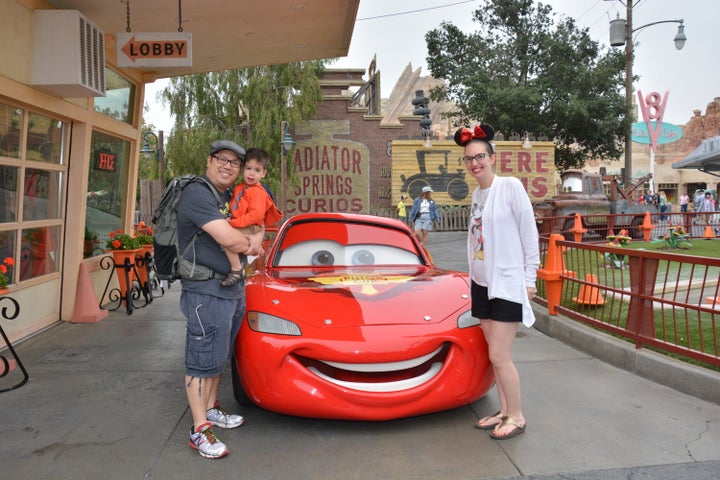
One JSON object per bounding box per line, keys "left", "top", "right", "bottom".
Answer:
{"left": 474, "top": 410, "right": 504, "bottom": 430}
{"left": 489, "top": 416, "right": 526, "bottom": 440}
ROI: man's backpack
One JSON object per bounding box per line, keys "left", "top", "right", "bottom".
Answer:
{"left": 152, "top": 174, "right": 223, "bottom": 283}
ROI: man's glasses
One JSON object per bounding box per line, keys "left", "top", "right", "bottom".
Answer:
{"left": 462, "top": 152, "right": 490, "bottom": 164}
{"left": 213, "top": 154, "right": 242, "bottom": 169}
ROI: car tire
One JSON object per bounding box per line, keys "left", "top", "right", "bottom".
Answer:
{"left": 231, "top": 356, "right": 253, "bottom": 406}
{"left": 629, "top": 216, "right": 645, "bottom": 239}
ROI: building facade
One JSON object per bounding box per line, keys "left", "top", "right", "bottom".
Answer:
{"left": 0, "top": 0, "right": 358, "bottom": 344}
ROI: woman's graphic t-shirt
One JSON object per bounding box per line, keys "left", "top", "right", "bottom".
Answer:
{"left": 468, "top": 186, "right": 490, "bottom": 284}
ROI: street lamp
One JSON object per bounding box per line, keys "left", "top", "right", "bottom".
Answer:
{"left": 279, "top": 121, "right": 295, "bottom": 213}
{"left": 139, "top": 130, "right": 165, "bottom": 179}
{"left": 607, "top": 0, "right": 686, "bottom": 186}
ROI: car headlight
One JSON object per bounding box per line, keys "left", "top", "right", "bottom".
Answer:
{"left": 457, "top": 310, "right": 480, "bottom": 329}
{"left": 247, "top": 311, "right": 302, "bottom": 336}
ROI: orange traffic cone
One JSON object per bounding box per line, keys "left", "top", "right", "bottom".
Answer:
{"left": 570, "top": 213, "right": 587, "bottom": 242}
{"left": 71, "top": 263, "right": 109, "bottom": 323}
{"left": 641, "top": 212, "right": 654, "bottom": 241}
{"left": 0, "top": 358, "right": 17, "bottom": 376}
{"left": 703, "top": 226, "right": 715, "bottom": 238}
{"left": 573, "top": 274, "right": 605, "bottom": 305}
{"left": 705, "top": 296, "right": 720, "bottom": 306}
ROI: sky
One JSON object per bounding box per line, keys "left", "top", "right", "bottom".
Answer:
{"left": 144, "top": 0, "right": 718, "bottom": 133}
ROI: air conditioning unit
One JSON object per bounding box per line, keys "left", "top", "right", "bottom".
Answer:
{"left": 31, "top": 10, "right": 106, "bottom": 97}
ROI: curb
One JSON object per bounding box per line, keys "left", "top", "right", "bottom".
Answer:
{"left": 532, "top": 304, "right": 720, "bottom": 406}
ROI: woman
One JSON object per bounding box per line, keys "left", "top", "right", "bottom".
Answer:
{"left": 408, "top": 186, "right": 440, "bottom": 246}
{"left": 455, "top": 124, "right": 540, "bottom": 440}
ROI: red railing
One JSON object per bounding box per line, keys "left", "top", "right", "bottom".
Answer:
{"left": 536, "top": 222, "right": 720, "bottom": 368}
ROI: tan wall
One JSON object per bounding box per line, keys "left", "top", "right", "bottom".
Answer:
{"left": 0, "top": 0, "right": 147, "bottom": 343}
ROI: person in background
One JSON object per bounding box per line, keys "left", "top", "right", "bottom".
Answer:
{"left": 658, "top": 191, "right": 669, "bottom": 222}
{"left": 700, "top": 191, "right": 716, "bottom": 226}
{"left": 679, "top": 192, "right": 690, "bottom": 213}
{"left": 222, "top": 148, "right": 282, "bottom": 286}
{"left": 693, "top": 189, "right": 705, "bottom": 212}
{"left": 408, "top": 186, "right": 440, "bottom": 246}
{"left": 397, "top": 194, "right": 408, "bottom": 223}
{"left": 455, "top": 124, "right": 539, "bottom": 440}
{"left": 177, "top": 140, "right": 263, "bottom": 459}
{"left": 644, "top": 190, "right": 655, "bottom": 206}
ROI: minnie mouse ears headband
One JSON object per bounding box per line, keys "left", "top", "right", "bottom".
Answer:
{"left": 453, "top": 124, "right": 495, "bottom": 147}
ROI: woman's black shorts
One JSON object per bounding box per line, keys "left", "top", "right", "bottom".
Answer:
{"left": 471, "top": 281, "right": 522, "bottom": 322}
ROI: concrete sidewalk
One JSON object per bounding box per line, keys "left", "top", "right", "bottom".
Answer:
{"left": 0, "top": 231, "right": 719, "bottom": 480}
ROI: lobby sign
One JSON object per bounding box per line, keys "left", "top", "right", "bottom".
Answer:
{"left": 631, "top": 121, "right": 683, "bottom": 145}
{"left": 116, "top": 32, "right": 192, "bottom": 68}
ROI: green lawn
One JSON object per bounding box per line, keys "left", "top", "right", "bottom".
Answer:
{"left": 626, "top": 238, "right": 720, "bottom": 258}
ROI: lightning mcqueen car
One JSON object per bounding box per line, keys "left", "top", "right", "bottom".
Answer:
{"left": 232, "top": 213, "right": 493, "bottom": 420}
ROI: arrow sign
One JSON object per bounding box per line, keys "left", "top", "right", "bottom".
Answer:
{"left": 116, "top": 32, "right": 192, "bottom": 68}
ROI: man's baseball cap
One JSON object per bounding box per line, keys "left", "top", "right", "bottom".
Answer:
{"left": 400, "top": 195, "right": 407, "bottom": 199}
{"left": 422, "top": 186, "right": 433, "bottom": 193}
{"left": 210, "top": 140, "right": 246, "bottom": 160}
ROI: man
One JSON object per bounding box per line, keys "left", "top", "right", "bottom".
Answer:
{"left": 177, "top": 140, "right": 263, "bottom": 459}
{"left": 693, "top": 189, "right": 705, "bottom": 212}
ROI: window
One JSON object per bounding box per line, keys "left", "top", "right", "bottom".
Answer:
{"left": 657, "top": 183, "right": 678, "bottom": 203}
{"left": 94, "top": 68, "right": 136, "bottom": 124}
{"left": 0, "top": 102, "right": 68, "bottom": 285}
{"left": 85, "top": 131, "right": 131, "bottom": 257}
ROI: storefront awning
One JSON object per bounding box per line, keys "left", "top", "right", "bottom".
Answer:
{"left": 673, "top": 136, "right": 720, "bottom": 176}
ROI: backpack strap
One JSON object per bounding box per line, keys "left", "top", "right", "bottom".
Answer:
{"left": 180, "top": 176, "right": 227, "bottom": 262}
{"left": 194, "top": 175, "right": 224, "bottom": 211}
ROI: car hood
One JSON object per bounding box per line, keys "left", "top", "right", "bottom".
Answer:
{"left": 246, "top": 266, "right": 470, "bottom": 327}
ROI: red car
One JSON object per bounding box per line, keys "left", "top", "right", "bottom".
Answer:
{"left": 232, "top": 213, "right": 493, "bottom": 420}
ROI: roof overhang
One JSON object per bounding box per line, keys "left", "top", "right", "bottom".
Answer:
{"left": 44, "top": 0, "right": 359, "bottom": 81}
{"left": 672, "top": 136, "right": 720, "bottom": 177}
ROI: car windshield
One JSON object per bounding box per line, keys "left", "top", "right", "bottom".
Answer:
{"left": 562, "top": 174, "right": 583, "bottom": 192}
{"left": 274, "top": 220, "right": 423, "bottom": 267}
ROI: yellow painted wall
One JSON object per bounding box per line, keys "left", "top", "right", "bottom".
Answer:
{"left": 392, "top": 140, "right": 557, "bottom": 205}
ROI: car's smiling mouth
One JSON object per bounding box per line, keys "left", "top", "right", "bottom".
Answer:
{"left": 298, "top": 343, "right": 450, "bottom": 392}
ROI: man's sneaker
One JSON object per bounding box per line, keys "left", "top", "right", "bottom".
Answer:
{"left": 189, "top": 422, "right": 228, "bottom": 459}
{"left": 206, "top": 401, "right": 245, "bottom": 429}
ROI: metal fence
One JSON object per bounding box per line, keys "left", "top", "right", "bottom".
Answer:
{"left": 536, "top": 231, "right": 720, "bottom": 368}
{"left": 373, "top": 206, "right": 470, "bottom": 231}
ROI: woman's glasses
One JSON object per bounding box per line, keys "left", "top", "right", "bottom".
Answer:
{"left": 462, "top": 153, "right": 490, "bottom": 164}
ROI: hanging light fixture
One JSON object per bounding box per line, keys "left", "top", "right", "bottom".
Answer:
{"left": 674, "top": 22, "right": 687, "bottom": 50}
{"left": 281, "top": 128, "right": 296, "bottom": 154}
{"left": 279, "top": 121, "right": 295, "bottom": 214}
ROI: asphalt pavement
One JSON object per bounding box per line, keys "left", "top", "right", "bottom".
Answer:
{"left": 0, "top": 231, "right": 719, "bottom": 480}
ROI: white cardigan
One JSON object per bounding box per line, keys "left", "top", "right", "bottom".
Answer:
{"left": 467, "top": 175, "right": 540, "bottom": 327}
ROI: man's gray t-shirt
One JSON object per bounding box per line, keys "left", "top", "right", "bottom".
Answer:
{"left": 177, "top": 176, "right": 244, "bottom": 298}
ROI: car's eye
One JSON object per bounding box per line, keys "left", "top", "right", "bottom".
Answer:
{"left": 311, "top": 250, "right": 335, "bottom": 266}
{"left": 352, "top": 249, "right": 375, "bottom": 265}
